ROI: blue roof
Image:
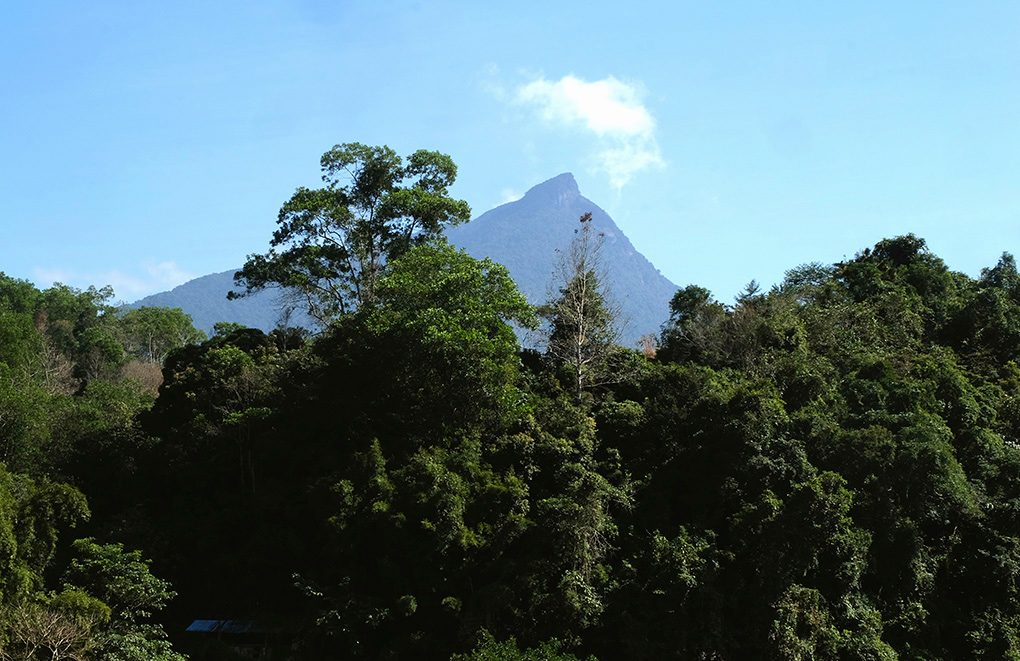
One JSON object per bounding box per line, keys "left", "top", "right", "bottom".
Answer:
{"left": 186, "top": 620, "right": 261, "bottom": 634}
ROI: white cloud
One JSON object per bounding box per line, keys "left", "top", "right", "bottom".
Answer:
{"left": 500, "top": 188, "right": 523, "bottom": 204}
{"left": 480, "top": 63, "right": 509, "bottom": 101}
{"left": 598, "top": 144, "right": 666, "bottom": 190}
{"left": 143, "top": 261, "right": 195, "bottom": 288}
{"left": 31, "top": 268, "right": 75, "bottom": 289}
{"left": 33, "top": 261, "right": 196, "bottom": 302}
{"left": 517, "top": 75, "right": 654, "bottom": 137}
{"left": 514, "top": 74, "right": 665, "bottom": 188}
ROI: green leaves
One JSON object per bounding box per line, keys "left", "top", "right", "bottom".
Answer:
{"left": 64, "top": 539, "right": 175, "bottom": 623}
{"left": 0, "top": 465, "right": 89, "bottom": 606}
{"left": 342, "top": 241, "right": 537, "bottom": 437}
{"left": 60, "top": 539, "right": 184, "bottom": 661}
{"left": 233, "top": 142, "right": 472, "bottom": 322}
{"left": 452, "top": 630, "right": 598, "bottom": 661}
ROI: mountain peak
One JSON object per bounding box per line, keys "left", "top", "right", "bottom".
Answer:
{"left": 446, "top": 172, "right": 678, "bottom": 345}
{"left": 522, "top": 173, "right": 579, "bottom": 206}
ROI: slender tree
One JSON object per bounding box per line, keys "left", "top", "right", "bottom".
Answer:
{"left": 543, "top": 213, "right": 621, "bottom": 401}
{"left": 117, "top": 306, "right": 205, "bottom": 364}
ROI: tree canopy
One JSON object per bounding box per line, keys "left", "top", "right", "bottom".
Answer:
{"left": 230, "top": 143, "right": 472, "bottom": 322}
{"left": 12, "top": 143, "right": 1020, "bottom": 661}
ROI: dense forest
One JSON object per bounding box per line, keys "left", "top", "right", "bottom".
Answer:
{"left": 5, "top": 145, "right": 1020, "bottom": 660}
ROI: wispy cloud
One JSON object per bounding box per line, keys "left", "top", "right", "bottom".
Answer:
{"left": 514, "top": 74, "right": 665, "bottom": 188}
{"left": 500, "top": 188, "right": 523, "bottom": 204}
{"left": 33, "top": 261, "right": 196, "bottom": 302}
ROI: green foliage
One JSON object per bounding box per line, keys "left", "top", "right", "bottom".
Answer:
{"left": 49, "top": 588, "right": 112, "bottom": 624}
{"left": 0, "top": 466, "right": 89, "bottom": 606}
{"left": 317, "top": 241, "right": 537, "bottom": 447}
{"left": 601, "top": 234, "right": 1020, "bottom": 658}
{"left": 118, "top": 306, "right": 206, "bottom": 364}
{"left": 231, "top": 142, "right": 472, "bottom": 321}
{"left": 0, "top": 275, "right": 190, "bottom": 660}
{"left": 657, "top": 285, "right": 729, "bottom": 365}
{"left": 76, "top": 326, "right": 125, "bottom": 380}
{"left": 181, "top": 232, "right": 1020, "bottom": 658}
{"left": 18, "top": 211, "right": 1020, "bottom": 661}
{"left": 64, "top": 539, "right": 175, "bottom": 622}
{"left": 281, "top": 244, "right": 547, "bottom": 657}
{"left": 62, "top": 539, "right": 184, "bottom": 661}
{"left": 0, "top": 365, "right": 50, "bottom": 473}
{"left": 0, "top": 466, "right": 114, "bottom": 661}
{"left": 0, "top": 599, "right": 104, "bottom": 661}
{"left": 0, "top": 303, "right": 43, "bottom": 374}
{"left": 452, "top": 630, "right": 597, "bottom": 661}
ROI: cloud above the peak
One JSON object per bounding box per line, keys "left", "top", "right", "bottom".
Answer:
{"left": 514, "top": 74, "right": 664, "bottom": 188}
{"left": 517, "top": 75, "right": 655, "bottom": 136}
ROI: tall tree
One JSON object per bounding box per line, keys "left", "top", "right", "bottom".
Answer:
{"left": 230, "top": 143, "right": 472, "bottom": 322}
{"left": 543, "top": 213, "right": 621, "bottom": 402}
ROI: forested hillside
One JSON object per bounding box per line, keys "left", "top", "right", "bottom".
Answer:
{"left": 6, "top": 145, "right": 1020, "bottom": 660}
{"left": 0, "top": 280, "right": 202, "bottom": 660}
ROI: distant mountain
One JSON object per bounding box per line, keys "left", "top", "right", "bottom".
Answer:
{"left": 446, "top": 173, "right": 678, "bottom": 345}
{"left": 128, "top": 270, "right": 316, "bottom": 337}
{"left": 130, "top": 173, "right": 678, "bottom": 344}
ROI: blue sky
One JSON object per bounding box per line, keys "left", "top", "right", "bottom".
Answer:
{"left": 2, "top": 1, "right": 1017, "bottom": 303}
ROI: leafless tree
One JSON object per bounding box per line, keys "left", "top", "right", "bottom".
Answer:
{"left": 0, "top": 605, "right": 98, "bottom": 661}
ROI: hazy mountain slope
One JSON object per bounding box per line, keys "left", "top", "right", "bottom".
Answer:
{"left": 447, "top": 173, "right": 677, "bottom": 345}
{"left": 128, "top": 270, "right": 316, "bottom": 336}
